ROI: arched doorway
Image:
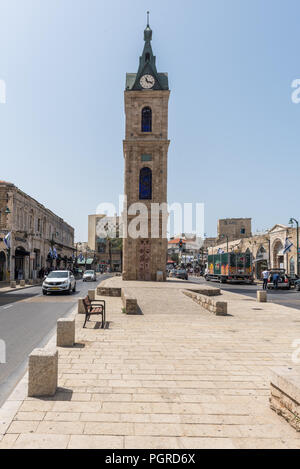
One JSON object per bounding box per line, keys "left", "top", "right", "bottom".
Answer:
{"left": 272, "top": 240, "right": 284, "bottom": 269}
{"left": 255, "top": 246, "right": 268, "bottom": 279}
{"left": 0, "top": 251, "right": 6, "bottom": 281}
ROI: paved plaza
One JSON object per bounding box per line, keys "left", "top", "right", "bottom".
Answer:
{"left": 1, "top": 277, "right": 300, "bottom": 449}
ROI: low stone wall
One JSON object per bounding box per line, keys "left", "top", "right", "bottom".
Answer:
{"left": 182, "top": 288, "right": 227, "bottom": 316}
{"left": 97, "top": 286, "right": 121, "bottom": 297}
{"left": 122, "top": 289, "right": 138, "bottom": 315}
{"left": 270, "top": 367, "right": 300, "bottom": 431}
{"left": 187, "top": 287, "right": 221, "bottom": 297}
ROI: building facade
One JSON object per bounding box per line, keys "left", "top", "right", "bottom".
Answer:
{"left": 216, "top": 218, "right": 252, "bottom": 244}
{"left": 122, "top": 19, "right": 170, "bottom": 281}
{"left": 209, "top": 223, "right": 300, "bottom": 279}
{"left": 0, "top": 181, "right": 74, "bottom": 281}
{"left": 88, "top": 214, "right": 122, "bottom": 272}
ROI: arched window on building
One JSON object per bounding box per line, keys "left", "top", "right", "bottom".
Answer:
{"left": 141, "top": 107, "right": 152, "bottom": 132}
{"left": 139, "top": 167, "right": 152, "bottom": 200}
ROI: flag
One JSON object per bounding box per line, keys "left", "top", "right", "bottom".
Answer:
{"left": 4, "top": 232, "right": 11, "bottom": 249}
{"left": 283, "top": 237, "right": 293, "bottom": 254}
{"left": 53, "top": 247, "right": 58, "bottom": 259}
{"left": 49, "top": 247, "right": 53, "bottom": 258}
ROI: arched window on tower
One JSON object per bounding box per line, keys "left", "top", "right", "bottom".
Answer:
{"left": 141, "top": 107, "right": 152, "bottom": 132}
{"left": 139, "top": 167, "right": 152, "bottom": 200}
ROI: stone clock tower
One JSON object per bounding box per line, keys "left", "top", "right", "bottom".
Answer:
{"left": 122, "top": 17, "right": 170, "bottom": 281}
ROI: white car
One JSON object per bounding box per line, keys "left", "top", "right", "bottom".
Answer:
{"left": 42, "top": 270, "right": 76, "bottom": 295}
{"left": 83, "top": 270, "right": 96, "bottom": 282}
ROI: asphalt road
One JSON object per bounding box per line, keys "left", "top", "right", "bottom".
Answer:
{"left": 189, "top": 276, "right": 300, "bottom": 310}
{"left": 0, "top": 274, "right": 111, "bottom": 406}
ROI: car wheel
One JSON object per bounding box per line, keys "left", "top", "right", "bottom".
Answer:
{"left": 73, "top": 283, "right": 76, "bottom": 292}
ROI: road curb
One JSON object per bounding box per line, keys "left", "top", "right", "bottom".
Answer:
{"left": 0, "top": 283, "right": 42, "bottom": 295}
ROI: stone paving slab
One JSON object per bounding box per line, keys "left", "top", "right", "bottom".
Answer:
{"left": 1, "top": 277, "right": 300, "bottom": 448}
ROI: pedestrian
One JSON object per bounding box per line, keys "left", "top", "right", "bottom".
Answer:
{"left": 273, "top": 272, "right": 280, "bottom": 290}
{"left": 261, "top": 268, "right": 269, "bottom": 290}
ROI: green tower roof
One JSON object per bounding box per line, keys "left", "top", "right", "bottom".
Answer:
{"left": 125, "top": 13, "right": 169, "bottom": 91}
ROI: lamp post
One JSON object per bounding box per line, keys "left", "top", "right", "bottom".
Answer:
{"left": 221, "top": 234, "right": 229, "bottom": 253}
{"left": 289, "top": 218, "right": 299, "bottom": 275}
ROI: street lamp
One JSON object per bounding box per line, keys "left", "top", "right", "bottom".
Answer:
{"left": 221, "top": 234, "right": 229, "bottom": 253}
{"left": 289, "top": 218, "right": 299, "bottom": 275}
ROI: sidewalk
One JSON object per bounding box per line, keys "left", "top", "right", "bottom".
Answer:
{"left": 1, "top": 277, "right": 300, "bottom": 449}
{"left": 0, "top": 281, "right": 42, "bottom": 294}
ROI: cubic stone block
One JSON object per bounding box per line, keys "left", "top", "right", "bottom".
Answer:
{"left": 28, "top": 348, "right": 58, "bottom": 397}
{"left": 121, "top": 289, "right": 138, "bottom": 314}
{"left": 57, "top": 318, "right": 75, "bottom": 347}
{"left": 10, "top": 281, "right": 16, "bottom": 288}
{"left": 88, "top": 289, "right": 95, "bottom": 300}
{"left": 257, "top": 290, "right": 267, "bottom": 302}
{"left": 19, "top": 280, "right": 25, "bottom": 287}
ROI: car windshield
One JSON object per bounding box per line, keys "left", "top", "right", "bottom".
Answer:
{"left": 47, "top": 271, "right": 69, "bottom": 279}
{"left": 85, "top": 271, "right": 94, "bottom": 274}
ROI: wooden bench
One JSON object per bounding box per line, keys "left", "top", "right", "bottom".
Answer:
{"left": 82, "top": 295, "right": 106, "bottom": 328}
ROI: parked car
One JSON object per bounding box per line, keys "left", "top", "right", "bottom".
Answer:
{"left": 288, "top": 274, "right": 299, "bottom": 288}
{"left": 295, "top": 278, "right": 300, "bottom": 291}
{"left": 175, "top": 269, "right": 188, "bottom": 280}
{"left": 42, "top": 270, "right": 76, "bottom": 295}
{"left": 168, "top": 269, "right": 176, "bottom": 278}
{"left": 267, "top": 269, "right": 290, "bottom": 289}
{"left": 83, "top": 270, "right": 96, "bottom": 282}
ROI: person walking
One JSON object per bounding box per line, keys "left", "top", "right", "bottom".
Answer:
{"left": 262, "top": 268, "right": 269, "bottom": 290}
{"left": 273, "top": 272, "right": 280, "bottom": 290}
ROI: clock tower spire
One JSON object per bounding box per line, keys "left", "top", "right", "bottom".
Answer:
{"left": 126, "top": 15, "right": 169, "bottom": 92}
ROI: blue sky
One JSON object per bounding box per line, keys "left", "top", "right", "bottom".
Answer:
{"left": 0, "top": 0, "right": 299, "bottom": 241}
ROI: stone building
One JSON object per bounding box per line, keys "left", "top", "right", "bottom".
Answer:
{"left": 216, "top": 218, "right": 252, "bottom": 244}
{"left": 88, "top": 214, "right": 122, "bottom": 272}
{"left": 0, "top": 181, "right": 74, "bottom": 281}
{"left": 209, "top": 223, "right": 300, "bottom": 279}
{"left": 122, "top": 19, "right": 170, "bottom": 281}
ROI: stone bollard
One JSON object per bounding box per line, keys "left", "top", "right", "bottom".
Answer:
{"left": 257, "top": 290, "right": 267, "bottom": 303}
{"left": 10, "top": 281, "right": 16, "bottom": 288}
{"left": 28, "top": 348, "right": 58, "bottom": 397}
{"left": 88, "top": 289, "right": 95, "bottom": 300}
{"left": 57, "top": 318, "right": 75, "bottom": 347}
{"left": 78, "top": 298, "right": 85, "bottom": 314}
{"left": 20, "top": 280, "right": 26, "bottom": 287}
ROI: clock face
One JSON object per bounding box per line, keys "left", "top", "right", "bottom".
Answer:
{"left": 140, "top": 74, "right": 155, "bottom": 89}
